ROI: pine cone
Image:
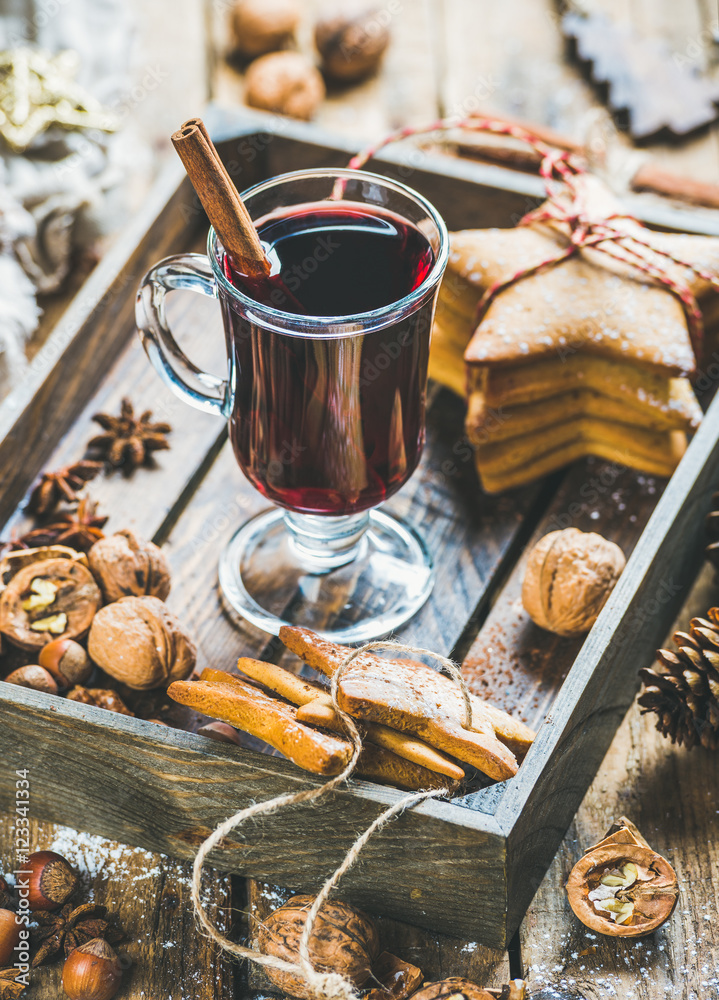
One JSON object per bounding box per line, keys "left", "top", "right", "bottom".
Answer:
{"left": 639, "top": 609, "right": 719, "bottom": 750}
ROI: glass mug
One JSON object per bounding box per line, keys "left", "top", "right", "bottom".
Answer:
{"left": 136, "top": 168, "right": 448, "bottom": 642}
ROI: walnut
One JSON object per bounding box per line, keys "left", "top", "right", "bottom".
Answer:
{"left": 66, "top": 686, "right": 134, "bottom": 715}
{"left": 231, "top": 0, "right": 300, "bottom": 58}
{"left": 566, "top": 821, "right": 678, "bottom": 937}
{"left": 258, "top": 894, "right": 380, "bottom": 999}
{"left": 315, "top": 5, "right": 391, "bottom": 82}
{"left": 87, "top": 595, "right": 196, "bottom": 690}
{"left": 0, "top": 558, "right": 102, "bottom": 651}
{"left": 521, "top": 528, "right": 625, "bottom": 636}
{"left": 245, "top": 52, "right": 325, "bottom": 121}
{"left": 88, "top": 530, "right": 171, "bottom": 604}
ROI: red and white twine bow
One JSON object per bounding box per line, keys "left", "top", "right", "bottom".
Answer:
{"left": 350, "top": 117, "right": 719, "bottom": 362}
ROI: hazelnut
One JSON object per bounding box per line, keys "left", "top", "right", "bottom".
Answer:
{"left": 4, "top": 664, "right": 58, "bottom": 695}
{"left": 62, "top": 937, "right": 123, "bottom": 1000}
{"left": 24, "top": 850, "right": 79, "bottom": 911}
{"left": 258, "top": 894, "right": 380, "bottom": 999}
{"left": 315, "top": 5, "right": 391, "bottom": 82}
{"left": 245, "top": 52, "right": 325, "bottom": 121}
{"left": 521, "top": 527, "right": 625, "bottom": 637}
{"left": 196, "top": 721, "right": 242, "bottom": 744}
{"left": 231, "top": 0, "right": 300, "bottom": 58}
{"left": 0, "top": 908, "right": 21, "bottom": 966}
{"left": 0, "top": 875, "right": 15, "bottom": 911}
{"left": 0, "top": 558, "right": 101, "bottom": 651}
{"left": 39, "top": 637, "right": 93, "bottom": 687}
{"left": 88, "top": 530, "right": 171, "bottom": 604}
{"left": 87, "top": 595, "right": 196, "bottom": 690}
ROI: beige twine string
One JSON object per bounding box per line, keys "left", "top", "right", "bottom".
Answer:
{"left": 191, "top": 640, "right": 473, "bottom": 1000}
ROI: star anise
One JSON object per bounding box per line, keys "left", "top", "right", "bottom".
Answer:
{"left": 87, "top": 398, "right": 172, "bottom": 474}
{"left": 0, "top": 968, "right": 27, "bottom": 999}
{"left": 26, "top": 461, "right": 103, "bottom": 517}
{"left": 32, "top": 902, "right": 123, "bottom": 966}
{"left": 13, "top": 498, "right": 107, "bottom": 554}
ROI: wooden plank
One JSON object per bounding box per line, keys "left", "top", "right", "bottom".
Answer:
{"left": 461, "top": 458, "right": 665, "bottom": 734}
{"left": 0, "top": 165, "right": 193, "bottom": 527}
{"left": 0, "top": 691, "right": 508, "bottom": 944}
{"left": 0, "top": 817, "right": 233, "bottom": 999}
{"left": 520, "top": 562, "right": 719, "bottom": 999}
{"left": 498, "top": 390, "right": 719, "bottom": 944}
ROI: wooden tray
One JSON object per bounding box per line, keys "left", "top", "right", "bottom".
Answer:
{"left": 1, "top": 107, "right": 717, "bottom": 948}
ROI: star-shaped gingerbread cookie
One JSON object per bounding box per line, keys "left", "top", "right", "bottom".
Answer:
{"left": 446, "top": 210, "right": 719, "bottom": 379}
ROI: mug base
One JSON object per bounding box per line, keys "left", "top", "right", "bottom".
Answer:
{"left": 218, "top": 507, "right": 434, "bottom": 643}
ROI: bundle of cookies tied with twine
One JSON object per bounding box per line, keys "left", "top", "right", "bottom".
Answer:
{"left": 360, "top": 117, "right": 719, "bottom": 493}
{"left": 168, "top": 628, "right": 534, "bottom": 1000}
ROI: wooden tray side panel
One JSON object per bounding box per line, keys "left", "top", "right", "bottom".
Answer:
{"left": 500, "top": 397, "right": 719, "bottom": 941}
{"left": 0, "top": 689, "right": 508, "bottom": 945}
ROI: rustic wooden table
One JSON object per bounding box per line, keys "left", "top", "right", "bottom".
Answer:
{"left": 3, "top": 0, "right": 719, "bottom": 997}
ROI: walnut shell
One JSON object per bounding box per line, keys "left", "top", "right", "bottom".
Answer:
{"left": 66, "top": 685, "right": 134, "bottom": 715}
{"left": 522, "top": 528, "right": 625, "bottom": 637}
{"left": 0, "top": 545, "right": 85, "bottom": 591}
{"left": 566, "top": 841, "right": 678, "bottom": 938}
{"left": 88, "top": 530, "right": 171, "bottom": 604}
{"left": 0, "top": 558, "right": 102, "bottom": 651}
{"left": 315, "top": 5, "right": 390, "bottom": 82}
{"left": 410, "top": 979, "right": 496, "bottom": 1000}
{"left": 87, "top": 595, "right": 196, "bottom": 690}
{"left": 231, "top": 0, "right": 300, "bottom": 58}
{"left": 258, "top": 894, "right": 380, "bottom": 999}
{"left": 245, "top": 52, "right": 325, "bottom": 121}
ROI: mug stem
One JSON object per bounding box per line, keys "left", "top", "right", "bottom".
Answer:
{"left": 284, "top": 511, "right": 370, "bottom": 573}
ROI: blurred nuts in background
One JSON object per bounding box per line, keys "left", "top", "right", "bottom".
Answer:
{"left": 245, "top": 52, "right": 325, "bottom": 120}
{"left": 315, "top": 4, "right": 391, "bottom": 82}
{"left": 231, "top": 0, "right": 301, "bottom": 59}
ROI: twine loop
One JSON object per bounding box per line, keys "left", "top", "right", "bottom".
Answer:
{"left": 191, "top": 640, "right": 470, "bottom": 1000}
{"left": 348, "top": 115, "right": 719, "bottom": 363}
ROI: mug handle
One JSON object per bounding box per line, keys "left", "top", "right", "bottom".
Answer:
{"left": 135, "top": 253, "right": 230, "bottom": 418}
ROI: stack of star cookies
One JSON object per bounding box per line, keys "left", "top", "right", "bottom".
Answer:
{"left": 431, "top": 183, "right": 719, "bottom": 493}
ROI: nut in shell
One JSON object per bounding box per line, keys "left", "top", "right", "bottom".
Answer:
{"left": 315, "top": 4, "right": 391, "bottom": 82}
{"left": 88, "top": 529, "right": 171, "bottom": 604}
{"left": 231, "top": 0, "right": 300, "bottom": 58}
{"left": 87, "top": 595, "right": 196, "bottom": 690}
{"left": 0, "top": 558, "right": 101, "bottom": 651}
{"left": 4, "top": 664, "right": 58, "bottom": 695}
{"left": 39, "top": 637, "right": 93, "bottom": 687}
{"left": 566, "top": 823, "right": 678, "bottom": 937}
{"left": 245, "top": 52, "right": 325, "bottom": 121}
{"left": 258, "top": 894, "right": 380, "bottom": 999}
{"left": 522, "top": 527, "right": 625, "bottom": 636}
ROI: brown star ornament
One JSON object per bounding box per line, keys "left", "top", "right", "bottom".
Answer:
{"left": 0, "top": 48, "right": 117, "bottom": 152}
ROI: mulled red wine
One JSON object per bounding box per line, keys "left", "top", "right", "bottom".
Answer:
{"left": 221, "top": 201, "right": 435, "bottom": 515}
